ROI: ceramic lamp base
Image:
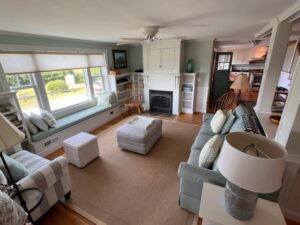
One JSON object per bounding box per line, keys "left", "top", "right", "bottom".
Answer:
{"left": 224, "top": 181, "right": 258, "bottom": 220}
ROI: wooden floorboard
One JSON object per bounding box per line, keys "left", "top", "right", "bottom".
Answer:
{"left": 36, "top": 202, "right": 96, "bottom": 225}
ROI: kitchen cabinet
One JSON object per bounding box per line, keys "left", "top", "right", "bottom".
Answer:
{"left": 143, "top": 40, "right": 181, "bottom": 73}
{"left": 231, "top": 47, "right": 268, "bottom": 65}
{"left": 232, "top": 49, "right": 250, "bottom": 64}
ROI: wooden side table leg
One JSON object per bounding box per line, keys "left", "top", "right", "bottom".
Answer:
{"left": 137, "top": 106, "right": 142, "bottom": 115}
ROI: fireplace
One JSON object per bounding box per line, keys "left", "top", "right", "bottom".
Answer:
{"left": 149, "top": 90, "right": 173, "bottom": 113}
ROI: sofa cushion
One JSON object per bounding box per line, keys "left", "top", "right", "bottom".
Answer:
{"left": 187, "top": 150, "right": 201, "bottom": 166}
{"left": 210, "top": 110, "right": 227, "bottom": 133}
{"left": 199, "top": 122, "right": 215, "bottom": 136}
{"left": 221, "top": 110, "right": 236, "bottom": 134}
{"left": 198, "top": 135, "right": 222, "bottom": 168}
{"left": 191, "top": 133, "right": 213, "bottom": 151}
{"left": 203, "top": 113, "right": 215, "bottom": 124}
{"left": 10, "top": 150, "right": 49, "bottom": 173}
{"left": 0, "top": 154, "right": 29, "bottom": 185}
{"left": 31, "top": 105, "right": 112, "bottom": 142}
{"left": 229, "top": 117, "right": 246, "bottom": 133}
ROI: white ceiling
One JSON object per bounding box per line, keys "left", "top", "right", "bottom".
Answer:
{"left": 0, "top": 0, "right": 296, "bottom": 43}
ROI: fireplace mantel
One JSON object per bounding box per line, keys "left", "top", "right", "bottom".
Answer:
{"left": 142, "top": 73, "right": 181, "bottom": 115}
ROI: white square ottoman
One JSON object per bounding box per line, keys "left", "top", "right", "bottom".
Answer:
{"left": 63, "top": 132, "right": 99, "bottom": 168}
{"left": 116, "top": 116, "right": 162, "bottom": 155}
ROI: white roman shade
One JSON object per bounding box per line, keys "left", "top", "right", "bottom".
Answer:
{"left": 0, "top": 53, "right": 105, "bottom": 74}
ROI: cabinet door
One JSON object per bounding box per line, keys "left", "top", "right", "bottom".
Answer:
{"left": 148, "top": 49, "right": 161, "bottom": 70}
{"left": 160, "top": 48, "right": 175, "bottom": 70}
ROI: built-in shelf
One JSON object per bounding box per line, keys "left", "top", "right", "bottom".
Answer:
{"left": 117, "top": 81, "right": 131, "bottom": 86}
{"left": 256, "top": 112, "right": 279, "bottom": 139}
{"left": 181, "top": 73, "right": 196, "bottom": 114}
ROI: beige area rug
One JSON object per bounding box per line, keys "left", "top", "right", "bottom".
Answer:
{"left": 67, "top": 117, "right": 200, "bottom": 225}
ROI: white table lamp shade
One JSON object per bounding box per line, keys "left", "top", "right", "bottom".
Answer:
{"left": 230, "top": 74, "right": 250, "bottom": 90}
{"left": 217, "top": 132, "right": 287, "bottom": 193}
{"left": 0, "top": 113, "right": 25, "bottom": 152}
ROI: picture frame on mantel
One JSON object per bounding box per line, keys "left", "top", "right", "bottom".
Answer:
{"left": 112, "top": 50, "right": 127, "bottom": 69}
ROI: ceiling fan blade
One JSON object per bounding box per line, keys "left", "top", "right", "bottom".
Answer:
{"left": 121, "top": 38, "right": 146, "bottom": 41}
{"left": 160, "top": 36, "right": 186, "bottom": 40}
{"left": 116, "top": 41, "right": 142, "bottom": 46}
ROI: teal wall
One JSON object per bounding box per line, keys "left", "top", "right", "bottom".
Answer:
{"left": 183, "top": 40, "right": 214, "bottom": 86}
{"left": 129, "top": 45, "right": 143, "bottom": 72}
{"left": 0, "top": 33, "right": 133, "bottom": 73}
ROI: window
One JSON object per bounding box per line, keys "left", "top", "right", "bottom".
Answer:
{"left": 6, "top": 73, "right": 40, "bottom": 114}
{"left": 41, "top": 69, "right": 90, "bottom": 111}
{"left": 90, "top": 67, "right": 105, "bottom": 96}
{"left": 1, "top": 53, "right": 107, "bottom": 115}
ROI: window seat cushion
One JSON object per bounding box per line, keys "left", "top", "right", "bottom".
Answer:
{"left": 31, "top": 104, "right": 116, "bottom": 142}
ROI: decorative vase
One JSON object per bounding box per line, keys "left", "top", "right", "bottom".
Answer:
{"left": 187, "top": 59, "right": 194, "bottom": 73}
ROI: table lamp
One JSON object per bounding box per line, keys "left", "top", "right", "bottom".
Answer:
{"left": 217, "top": 132, "right": 287, "bottom": 220}
{"left": 230, "top": 74, "right": 250, "bottom": 104}
{"left": 0, "top": 113, "right": 32, "bottom": 222}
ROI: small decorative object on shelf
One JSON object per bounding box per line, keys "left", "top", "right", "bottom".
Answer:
{"left": 270, "top": 115, "right": 281, "bottom": 124}
{"left": 187, "top": 59, "right": 194, "bottom": 73}
{"left": 109, "top": 68, "right": 121, "bottom": 76}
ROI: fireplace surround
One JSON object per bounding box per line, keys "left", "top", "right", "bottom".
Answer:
{"left": 149, "top": 90, "right": 173, "bottom": 113}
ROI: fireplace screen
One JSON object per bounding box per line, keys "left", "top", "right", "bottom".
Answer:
{"left": 149, "top": 90, "right": 173, "bottom": 113}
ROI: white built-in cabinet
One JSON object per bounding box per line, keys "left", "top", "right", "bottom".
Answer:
{"left": 143, "top": 40, "right": 182, "bottom": 73}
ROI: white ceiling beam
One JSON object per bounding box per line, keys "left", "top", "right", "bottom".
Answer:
{"left": 255, "top": 1, "right": 300, "bottom": 39}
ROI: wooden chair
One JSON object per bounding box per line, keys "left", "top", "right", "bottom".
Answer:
{"left": 207, "top": 90, "right": 235, "bottom": 113}
{"left": 124, "top": 101, "right": 143, "bottom": 115}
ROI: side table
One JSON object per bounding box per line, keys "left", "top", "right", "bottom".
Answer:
{"left": 199, "top": 182, "right": 286, "bottom": 225}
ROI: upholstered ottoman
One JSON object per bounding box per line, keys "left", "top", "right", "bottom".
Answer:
{"left": 116, "top": 116, "right": 162, "bottom": 155}
{"left": 63, "top": 132, "right": 99, "bottom": 168}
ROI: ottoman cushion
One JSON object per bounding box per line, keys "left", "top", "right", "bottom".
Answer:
{"left": 63, "top": 132, "right": 99, "bottom": 168}
{"left": 116, "top": 116, "right": 162, "bottom": 155}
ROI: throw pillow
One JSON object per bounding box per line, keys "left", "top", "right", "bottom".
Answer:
{"left": 29, "top": 113, "right": 48, "bottom": 131}
{"left": 23, "top": 114, "right": 38, "bottom": 134}
{"left": 229, "top": 117, "right": 246, "bottom": 133}
{"left": 41, "top": 110, "right": 56, "bottom": 128}
{"left": 221, "top": 110, "right": 236, "bottom": 134}
{"left": 0, "top": 191, "right": 28, "bottom": 225}
{"left": 0, "top": 154, "right": 29, "bottom": 185}
{"left": 97, "top": 92, "right": 111, "bottom": 106}
{"left": 198, "top": 135, "right": 222, "bottom": 168}
{"left": 210, "top": 109, "right": 227, "bottom": 133}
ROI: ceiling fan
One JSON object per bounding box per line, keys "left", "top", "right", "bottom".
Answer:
{"left": 116, "top": 26, "right": 184, "bottom": 46}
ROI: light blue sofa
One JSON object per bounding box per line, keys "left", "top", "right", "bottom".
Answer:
{"left": 177, "top": 105, "right": 278, "bottom": 214}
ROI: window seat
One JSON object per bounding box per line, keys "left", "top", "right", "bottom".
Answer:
{"left": 31, "top": 104, "right": 118, "bottom": 142}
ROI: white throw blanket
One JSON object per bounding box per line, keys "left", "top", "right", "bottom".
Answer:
{"left": 127, "top": 116, "right": 155, "bottom": 130}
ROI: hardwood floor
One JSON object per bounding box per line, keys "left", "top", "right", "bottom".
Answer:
{"left": 36, "top": 202, "right": 97, "bottom": 225}
{"left": 42, "top": 112, "right": 299, "bottom": 225}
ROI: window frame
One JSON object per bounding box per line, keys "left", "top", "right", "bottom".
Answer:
{"left": 7, "top": 73, "right": 43, "bottom": 113}
{"left": 39, "top": 68, "right": 97, "bottom": 119}
{"left": 2, "top": 52, "right": 109, "bottom": 118}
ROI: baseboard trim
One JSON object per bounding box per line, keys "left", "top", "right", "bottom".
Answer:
{"left": 283, "top": 208, "right": 300, "bottom": 223}
{"left": 65, "top": 201, "right": 107, "bottom": 225}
